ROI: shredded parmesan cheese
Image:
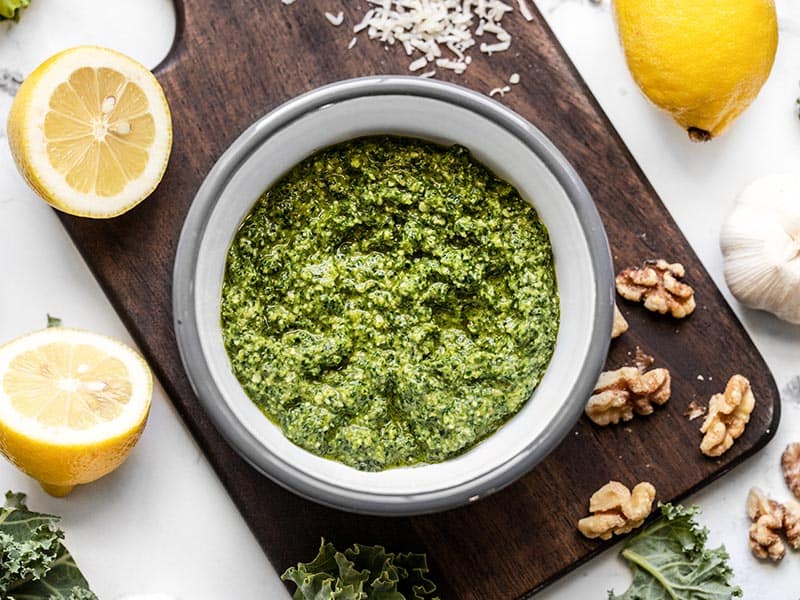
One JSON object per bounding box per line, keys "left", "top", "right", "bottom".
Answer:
{"left": 480, "top": 40, "right": 511, "bottom": 55}
{"left": 325, "top": 11, "right": 344, "bottom": 26}
{"left": 409, "top": 56, "right": 430, "bottom": 72}
{"left": 289, "top": 0, "right": 531, "bottom": 80}
{"left": 517, "top": 0, "right": 534, "bottom": 22}
{"left": 354, "top": 9, "right": 376, "bottom": 33}
{"left": 489, "top": 85, "right": 511, "bottom": 97}
{"left": 351, "top": 0, "right": 520, "bottom": 75}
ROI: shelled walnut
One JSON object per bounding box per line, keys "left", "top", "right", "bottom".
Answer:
{"left": 747, "top": 487, "right": 800, "bottom": 560}
{"left": 781, "top": 443, "right": 800, "bottom": 500}
{"left": 699, "top": 374, "right": 755, "bottom": 457}
{"left": 747, "top": 488, "right": 787, "bottom": 561}
{"left": 616, "top": 259, "right": 696, "bottom": 318}
{"left": 585, "top": 366, "right": 671, "bottom": 426}
{"left": 578, "top": 481, "right": 656, "bottom": 540}
{"left": 785, "top": 501, "right": 800, "bottom": 551}
{"left": 612, "top": 304, "right": 629, "bottom": 339}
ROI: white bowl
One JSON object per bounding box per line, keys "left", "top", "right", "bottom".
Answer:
{"left": 173, "top": 77, "right": 614, "bottom": 515}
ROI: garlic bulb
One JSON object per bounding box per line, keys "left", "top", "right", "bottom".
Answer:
{"left": 720, "top": 174, "right": 800, "bottom": 324}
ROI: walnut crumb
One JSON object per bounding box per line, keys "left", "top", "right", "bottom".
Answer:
{"left": 585, "top": 366, "right": 671, "bottom": 426}
{"left": 612, "top": 303, "right": 628, "bottom": 339}
{"left": 781, "top": 443, "right": 800, "bottom": 500}
{"left": 578, "top": 481, "right": 656, "bottom": 540}
{"left": 699, "top": 375, "right": 755, "bottom": 457}
{"left": 634, "top": 347, "right": 655, "bottom": 371}
{"left": 684, "top": 400, "right": 706, "bottom": 421}
{"left": 615, "top": 259, "right": 695, "bottom": 318}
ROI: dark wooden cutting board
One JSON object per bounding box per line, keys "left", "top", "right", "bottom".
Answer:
{"left": 56, "top": 1, "right": 780, "bottom": 597}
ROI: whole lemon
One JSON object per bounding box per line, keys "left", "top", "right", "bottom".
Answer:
{"left": 613, "top": 0, "right": 778, "bottom": 141}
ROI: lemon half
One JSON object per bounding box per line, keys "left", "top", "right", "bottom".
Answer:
{"left": 7, "top": 46, "right": 172, "bottom": 217}
{"left": 0, "top": 327, "right": 153, "bottom": 496}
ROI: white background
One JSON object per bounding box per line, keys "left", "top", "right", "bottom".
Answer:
{"left": 0, "top": 1, "right": 798, "bottom": 598}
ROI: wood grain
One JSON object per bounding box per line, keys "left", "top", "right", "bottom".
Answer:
{"left": 56, "top": 1, "right": 780, "bottom": 597}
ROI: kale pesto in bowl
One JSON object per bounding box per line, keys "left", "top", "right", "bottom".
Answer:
{"left": 173, "top": 77, "right": 614, "bottom": 515}
{"left": 220, "top": 136, "right": 559, "bottom": 471}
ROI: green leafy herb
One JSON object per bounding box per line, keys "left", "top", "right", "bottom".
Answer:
{"left": 47, "top": 314, "right": 62, "bottom": 328}
{"left": 610, "top": 503, "right": 742, "bottom": 600}
{"left": 0, "top": 492, "right": 97, "bottom": 600}
{"left": 282, "top": 539, "right": 440, "bottom": 600}
{"left": 0, "top": 0, "right": 30, "bottom": 21}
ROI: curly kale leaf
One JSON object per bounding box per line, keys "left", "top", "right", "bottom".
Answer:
{"left": 0, "top": 492, "right": 97, "bottom": 600}
{"left": 282, "top": 540, "right": 440, "bottom": 600}
{"left": 610, "top": 504, "right": 742, "bottom": 600}
{"left": 0, "top": 493, "right": 62, "bottom": 593}
{"left": 0, "top": 0, "right": 30, "bottom": 21}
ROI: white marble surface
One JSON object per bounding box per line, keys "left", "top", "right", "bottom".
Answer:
{"left": 0, "top": 1, "right": 798, "bottom": 598}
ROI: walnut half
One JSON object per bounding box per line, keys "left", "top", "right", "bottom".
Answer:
{"left": 785, "top": 501, "right": 800, "bottom": 551}
{"left": 781, "top": 442, "right": 800, "bottom": 500}
{"left": 616, "top": 259, "right": 695, "bottom": 318}
{"left": 747, "top": 488, "right": 786, "bottom": 561}
{"left": 585, "top": 366, "right": 671, "bottom": 426}
{"left": 578, "top": 481, "right": 656, "bottom": 540}
{"left": 747, "top": 488, "right": 800, "bottom": 560}
{"left": 699, "top": 374, "right": 755, "bottom": 457}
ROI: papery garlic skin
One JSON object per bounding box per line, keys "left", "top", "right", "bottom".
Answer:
{"left": 720, "top": 174, "right": 800, "bottom": 324}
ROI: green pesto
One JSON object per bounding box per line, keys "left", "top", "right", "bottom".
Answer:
{"left": 221, "top": 136, "right": 559, "bottom": 471}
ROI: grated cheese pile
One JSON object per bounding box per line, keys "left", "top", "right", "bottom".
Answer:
{"left": 283, "top": 0, "right": 535, "bottom": 79}
{"left": 353, "top": 0, "right": 520, "bottom": 76}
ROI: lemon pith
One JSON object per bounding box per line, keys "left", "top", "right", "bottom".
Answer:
{"left": 7, "top": 46, "right": 172, "bottom": 217}
{"left": 613, "top": 0, "right": 778, "bottom": 140}
{"left": 0, "top": 328, "right": 152, "bottom": 496}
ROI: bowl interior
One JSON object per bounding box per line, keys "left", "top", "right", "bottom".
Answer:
{"left": 190, "top": 92, "right": 601, "bottom": 500}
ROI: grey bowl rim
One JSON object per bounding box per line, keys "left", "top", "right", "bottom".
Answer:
{"left": 172, "top": 75, "right": 614, "bottom": 516}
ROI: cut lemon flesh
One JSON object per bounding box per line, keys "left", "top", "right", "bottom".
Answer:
{"left": 0, "top": 328, "right": 152, "bottom": 496}
{"left": 7, "top": 46, "right": 172, "bottom": 218}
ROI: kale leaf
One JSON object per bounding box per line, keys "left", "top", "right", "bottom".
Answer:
{"left": 0, "top": 492, "right": 97, "bottom": 600}
{"left": 282, "top": 539, "right": 440, "bottom": 600}
{"left": 610, "top": 503, "right": 742, "bottom": 600}
{"left": 0, "top": 0, "right": 30, "bottom": 21}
